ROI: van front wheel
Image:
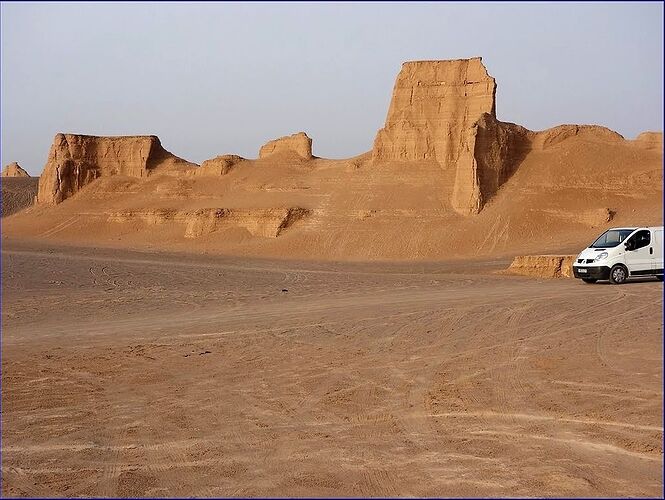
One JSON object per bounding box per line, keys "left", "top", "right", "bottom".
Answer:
{"left": 582, "top": 278, "right": 597, "bottom": 284}
{"left": 609, "top": 264, "right": 628, "bottom": 284}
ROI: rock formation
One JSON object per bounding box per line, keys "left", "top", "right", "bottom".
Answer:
{"left": 192, "top": 155, "right": 245, "bottom": 176}
{"left": 2, "top": 162, "right": 30, "bottom": 177}
{"left": 535, "top": 124, "right": 623, "bottom": 150}
{"left": 453, "top": 114, "right": 532, "bottom": 215}
{"left": 108, "top": 207, "right": 309, "bottom": 239}
{"left": 506, "top": 255, "right": 576, "bottom": 279}
{"left": 373, "top": 58, "right": 496, "bottom": 162}
{"left": 37, "top": 134, "right": 194, "bottom": 205}
{"left": 634, "top": 131, "right": 663, "bottom": 151}
{"left": 372, "top": 57, "right": 533, "bottom": 215}
{"left": 259, "top": 132, "right": 313, "bottom": 159}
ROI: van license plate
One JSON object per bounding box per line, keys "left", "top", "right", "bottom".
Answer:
{"left": 579, "top": 269, "right": 588, "bottom": 273}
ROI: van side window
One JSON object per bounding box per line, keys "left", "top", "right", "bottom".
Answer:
{"left": 628, "top": 230, "right": 651, "bottom": 250}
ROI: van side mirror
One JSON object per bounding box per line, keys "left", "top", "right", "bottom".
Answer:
{"left": 625, "top": 241, "right": 634, "bottom": 251}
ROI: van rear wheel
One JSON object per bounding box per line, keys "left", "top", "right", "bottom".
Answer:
{"left": 582, "top": 278, "right": 597, "bottom": 284}
{"left": 609, "top": 264, "right": 628, "bottom": 284}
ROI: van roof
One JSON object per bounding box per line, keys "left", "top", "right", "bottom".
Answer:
{"left": 608, "top": 226, "right": 664, "bottom": 231}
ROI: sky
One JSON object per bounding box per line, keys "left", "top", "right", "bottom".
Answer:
{"left": 1, "top": 1, "right": 663, "bottom": 175}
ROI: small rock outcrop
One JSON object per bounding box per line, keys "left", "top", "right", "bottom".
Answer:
{"left": 2, "top": 162, "right": 30, "bottom": 177}
{"left": 506, "top": 255, "right": 576, "bottom": 279}
{"left": 372, "top": 58, "right": 530, "bottom": 216}
{"left": 37, "top": 134, "right": 194, "bottom": 205}
{"left": 535, "top": 124, "right": 624, "bottom": 150}
{"left": 634, "top": 131, "right": 663, "bottom": 151}
{"left": 259, "top": 132, "right": 313, "bottom": 159}
{"left": 192, "top": 155, "right": 245, "bottom": 176}
{"left": 108, "top": 207, "right": 309, "bottom": 239}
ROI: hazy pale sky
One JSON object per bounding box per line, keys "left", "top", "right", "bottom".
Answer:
{"left": 2, "top": 1, "right": 663, "bottom": 175}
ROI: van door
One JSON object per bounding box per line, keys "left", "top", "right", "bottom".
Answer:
{"left": 652, "top": 229, "right": 664, "bottom": 274}
{"left": 624, "top": 229, "right": 653, "bottom": 275}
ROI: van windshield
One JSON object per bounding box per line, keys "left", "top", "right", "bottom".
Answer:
{"left": 590, "top": 229, "right": 634, "bottom": 248}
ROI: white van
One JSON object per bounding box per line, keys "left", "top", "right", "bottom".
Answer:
{"left": 572, "top": 226, "right": 664, "bottom": 284}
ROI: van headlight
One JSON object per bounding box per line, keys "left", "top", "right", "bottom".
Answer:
{"left": 594, "top": 252, "right": 608, "bottom": 262}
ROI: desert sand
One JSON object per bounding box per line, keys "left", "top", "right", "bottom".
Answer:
{"left": 1, "top": 178, "right": 38, "bottom": 218}
{"left": 1, "top": 162, "right": 37, "bottom": 218}
{"left": 1, "top": 242, "right": 662, "bottom": 497}
{"left": 1, "top": 57, "right": 663, "bottom": 497}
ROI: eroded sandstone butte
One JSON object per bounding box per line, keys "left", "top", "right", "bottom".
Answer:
{"left": 259, "top": 132, "right": 313, "bottom": 159}
{"left": 372, "top": 57, "right": 531, "bottom": 215}
{"left": 37, "top": 134, "right": 195, "bottom": 205}
{"left": 2, "top": 162, "right": 30, "bottom": 177}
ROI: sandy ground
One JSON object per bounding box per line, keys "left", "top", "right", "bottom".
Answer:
{"left": 1, "top": 178, "right": 38, "bottom": 218}
{"left": 1, "top": 241, "right": 663, "bottom": 497}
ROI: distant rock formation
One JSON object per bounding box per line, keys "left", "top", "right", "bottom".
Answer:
{"left": 192, "top": 155, "right": 245, "bottom": 176}
{"left": 37, "top": 134, "right": 195, "bottom": 205}
{"left": 634, "top": 131, "right": 663, "bottom": 151}
{"left": 372, "top": 57, "right": 532, "bottom": 216}
{"left": 2, "top": 162, "right": 30, "bottom": 177}
{"left": 259, "top": 132, "right": 313, "bottom": 159}
{"left": 535, "top": 124, "right": 623, "bottom": 150}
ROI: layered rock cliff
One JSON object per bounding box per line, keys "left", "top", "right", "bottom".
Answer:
{"left": 372, "top": 57, "right": 530, "bottom": 215}
{"left": 37, "top": 134, "right": 194, "bottom": 205}
{"left": 373, "top": 58, "right": 496, "bottom": 162}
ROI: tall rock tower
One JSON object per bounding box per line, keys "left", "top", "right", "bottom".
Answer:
{"left": 373, "top": 57, "right": 528, "bottom": 215}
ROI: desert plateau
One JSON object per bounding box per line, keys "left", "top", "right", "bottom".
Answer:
{"left": 1, "top": 47, "right": 663, "bottom": 498}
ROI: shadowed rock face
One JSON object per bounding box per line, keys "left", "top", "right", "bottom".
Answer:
{"left": 463, "top": 114, "right": 533, "bottom": 215}
{"left": 372, "top": 57, "right": 531, "bottom": 216}
{"left": 37, "top": 134, "right": 194, "bottom": 205}
{"left": 2, "top": 162, "right": 30, "bottom": 177}
{"left": 259, "top": 132, "right": 313, "bottom": 159}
